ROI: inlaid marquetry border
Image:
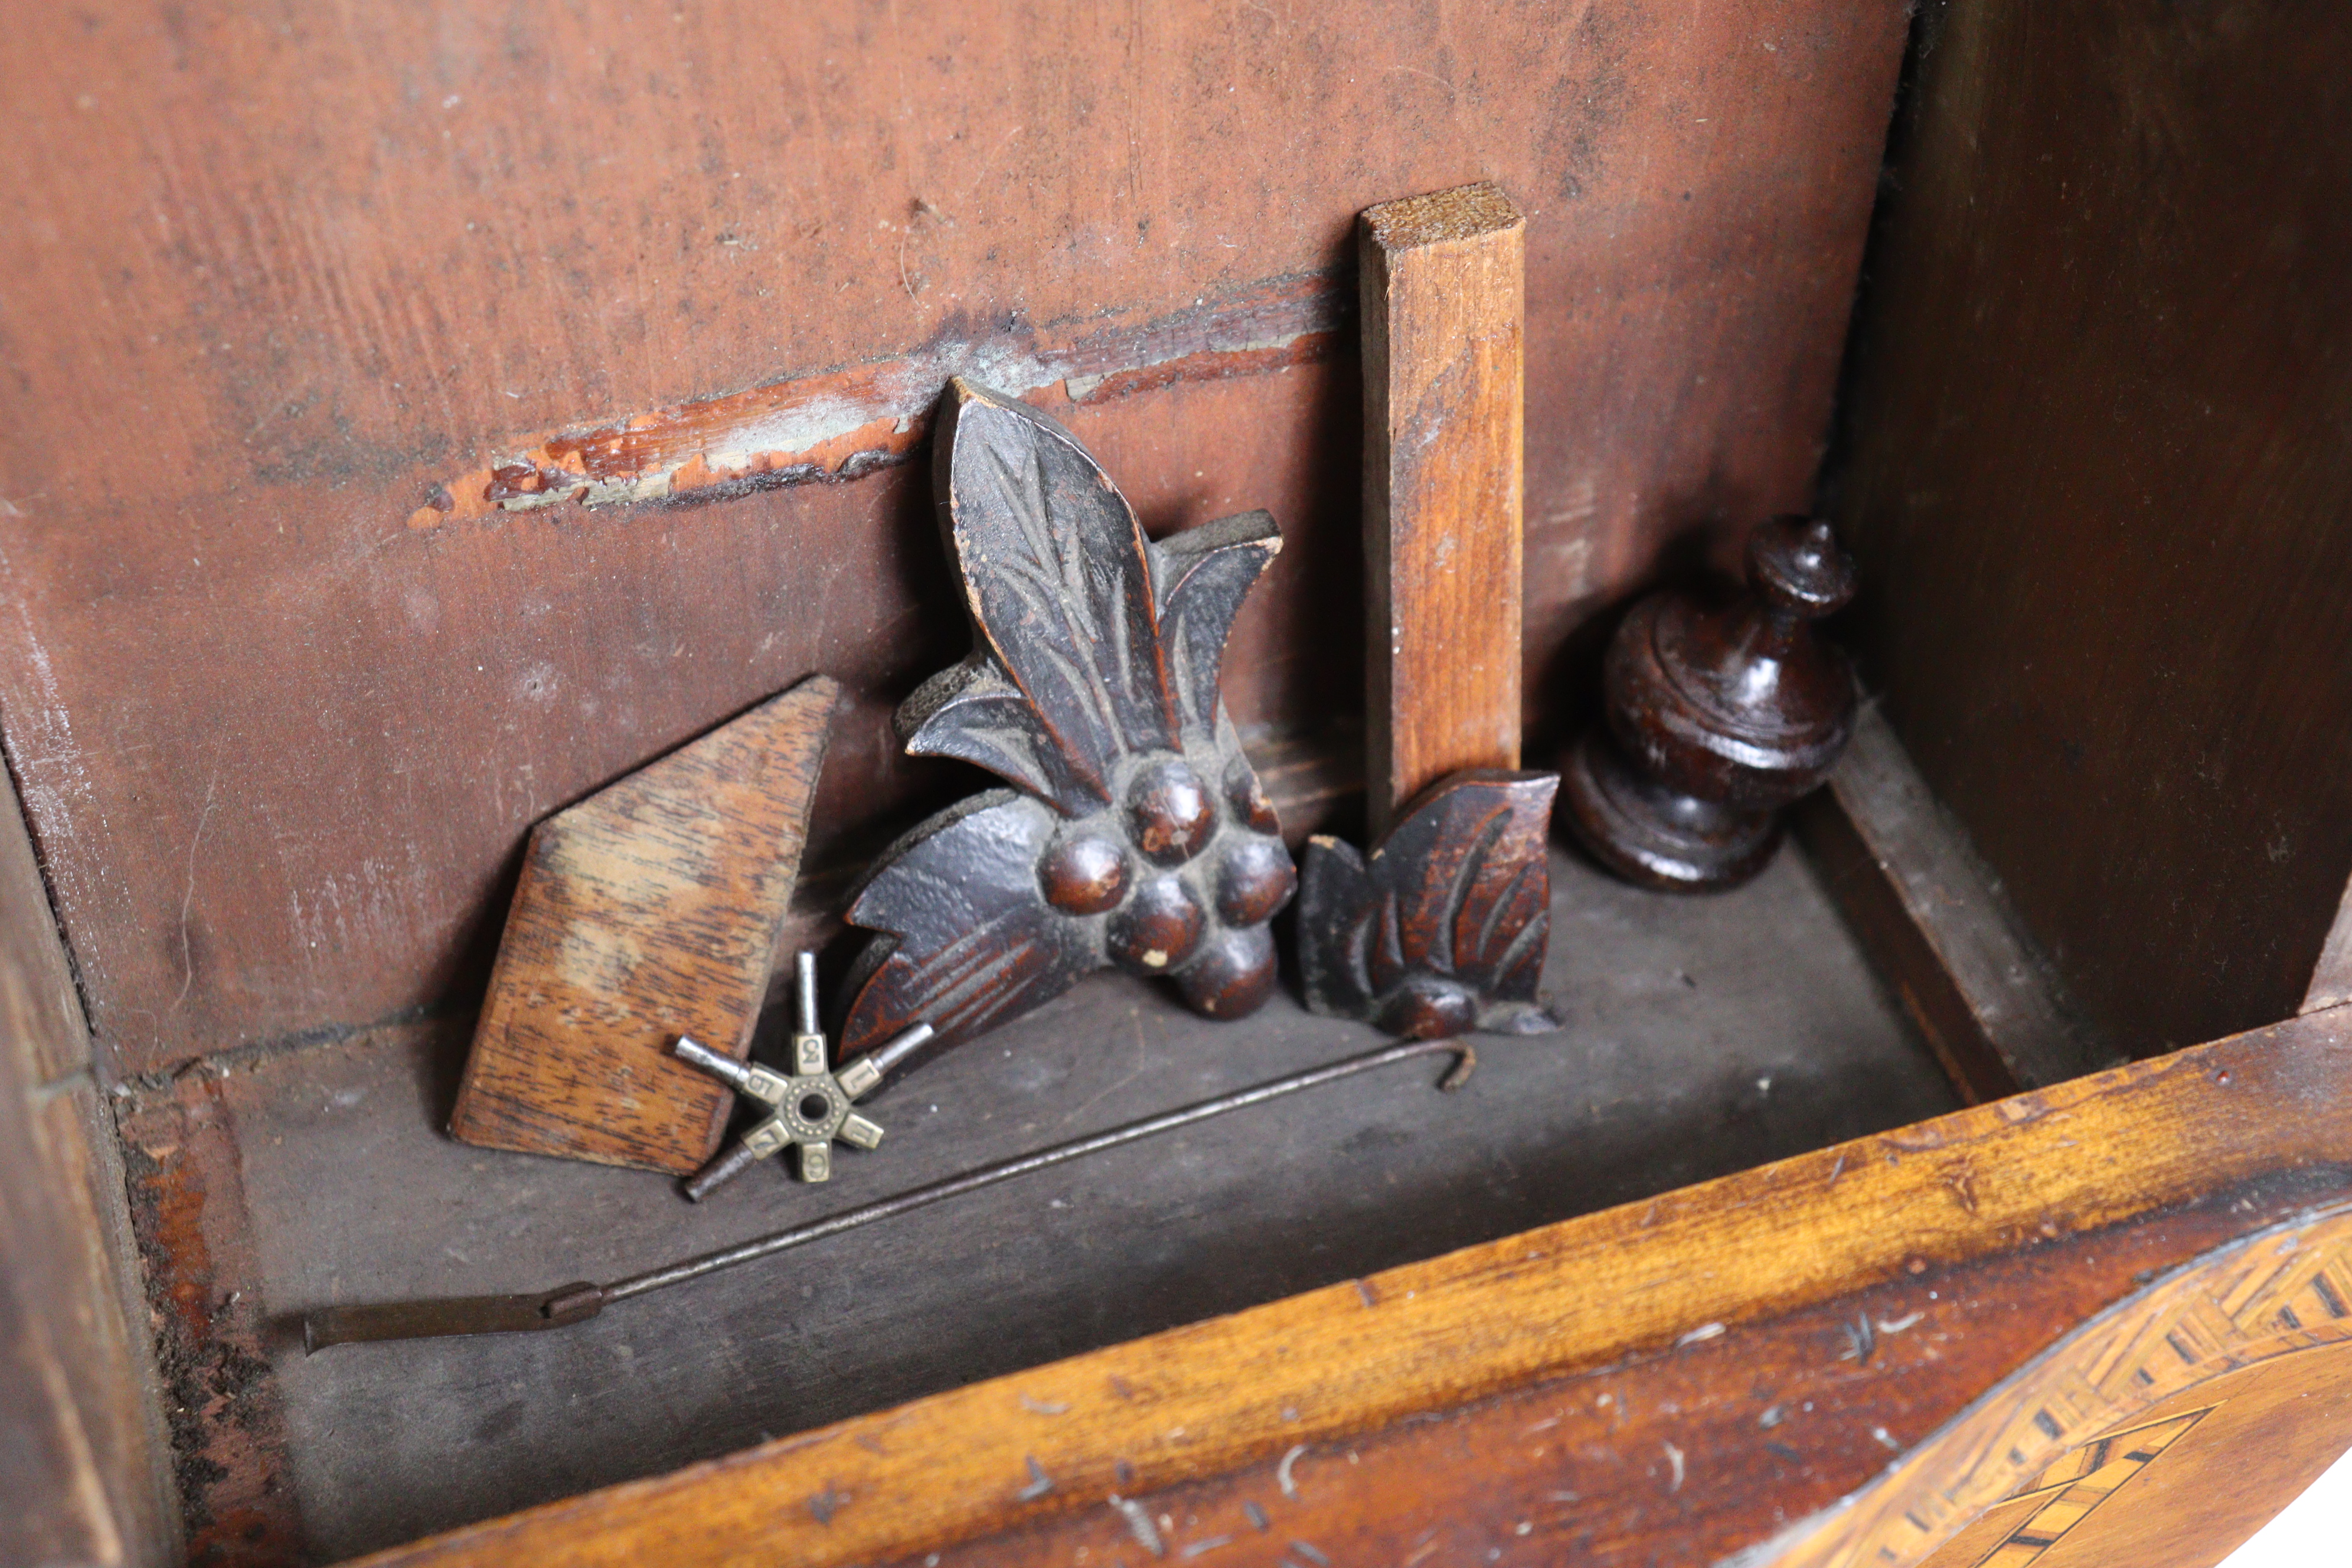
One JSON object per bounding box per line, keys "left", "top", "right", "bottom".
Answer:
{"left": 1966, "top": 1406, "right": 2207, "bottom": 1567}
{"left": 1749, "top": 1205, "right": 2352, "bottom": 1568}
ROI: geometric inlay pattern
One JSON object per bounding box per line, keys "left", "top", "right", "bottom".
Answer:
{"left": 1759, "top": 1205, "right": 2352, "bottom": 1568}
{"left": 1969, "top": 1409, "right": 2207, "bottom": 1567}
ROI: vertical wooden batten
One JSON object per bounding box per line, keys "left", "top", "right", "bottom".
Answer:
{"left": 1359, "top": 182, "right": 1525, "bottom": 835}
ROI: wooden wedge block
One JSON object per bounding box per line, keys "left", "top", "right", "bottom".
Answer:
{"left": 450, "top": 675, "right": 838, "bottom": 1174}
{"left": 1360, "top": 181, "right": 1525, "bottom": 834}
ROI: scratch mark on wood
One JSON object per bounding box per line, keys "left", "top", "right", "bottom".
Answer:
{"left": 1277, "top": 1444, "right": 1307, "bottom": 1498}
{"left": 172, "top": 772, "right": 219, "bottom": 1011}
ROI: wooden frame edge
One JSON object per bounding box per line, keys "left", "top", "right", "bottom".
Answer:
{"left": 345, "top": 1007, "right": 2352, "bottom": 1567}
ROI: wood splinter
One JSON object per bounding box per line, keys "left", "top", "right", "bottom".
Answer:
{"left": 1298, "top": 181, "right": 1562, "bottom": 1040}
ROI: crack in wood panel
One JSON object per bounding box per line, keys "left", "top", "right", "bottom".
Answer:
{"left": 409, "top": 275, "right": 1344, "bottom": 529}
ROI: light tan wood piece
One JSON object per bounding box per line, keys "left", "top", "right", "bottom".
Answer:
{"left": 449, "top": 675, "right": 838, "bottom": 1174}
{"left": 1359, "top": 181, "right": 1526, "bottom": 834}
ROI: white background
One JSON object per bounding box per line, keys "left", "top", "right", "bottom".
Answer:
{"left": 2219, "top": 1442, "right": 2352, "bottom": 1564}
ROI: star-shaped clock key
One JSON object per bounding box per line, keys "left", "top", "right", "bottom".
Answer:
{"left": 672, "top": 952, "right": 933, "bottom": 1201}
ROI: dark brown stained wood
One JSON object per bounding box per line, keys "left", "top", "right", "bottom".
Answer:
{"left": 770, "top": 722, "right": 1366, "bottom": 994}
{"left": 0, "top": 0, "right": 1911, "bottom": 1076}
{"left": 1562, "top": 515, "right": 1857, "bottom": 891}
{"left": 1831, "top": 0, "right": 2352, "bottom": 1054}
{"left": 449, "top": 677, "right": 836, "bottom": 1174}
{"left": 119, "top": 1070, "right": 303, "bottom": 1567}
{"left": 838, "top": 383, "right": 1294, "bottom": 1058}
{"left": 0, "top": 779, "right": 175, "bottom": 1566}
{"left": 1796, "top": 705, "right": 2109, "bottom": 1102}
{"left": 342, "top": 1008, "right": 2352, "bottom": 1568}
{"left": 1359, "top": 182, "right": 1525, "bottom": 835}
{"left": 1296, "top": 770, "right": 1560, "bottom": 1038}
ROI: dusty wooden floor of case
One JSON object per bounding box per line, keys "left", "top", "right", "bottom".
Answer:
{"left": 214, "top": 844, "right": 1958, "bottom": 1561}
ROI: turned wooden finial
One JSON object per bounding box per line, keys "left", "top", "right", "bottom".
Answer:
{"left": 1560, "top": 515, "right": 1858, "bottom": 890}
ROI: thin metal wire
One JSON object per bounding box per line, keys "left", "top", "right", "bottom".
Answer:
{"left": 302, "top": 1035, "right": 1474, "bottom": 1347}
{"left": 605, "top": 1035, "right": 1471, "bottom": 1304}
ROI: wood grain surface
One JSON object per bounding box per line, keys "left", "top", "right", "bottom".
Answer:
{"left": 0, "top": 1054, "right": 130, "bottom": 1568}
{"left": 1915, "top": 1345, "right": 2352, "bottom": 1568}
{"left": 1360, "top": 183, "right": 1525, "bottom": 834}
{"left": 0, "top": 776, "right": 175, "bottom": 1567}
{"left": 0, "top": 0, "right": 1910, "bottom": 1075}
{"left": 1767, "top": 1207, "right": 2352, "bottom": 1567}
{"left": 1832, "top": 0, "right": 2352, "bottom": 1054}
{"left": 450, "top": 677, "right": 836, "bottom": 1174}
{"left": 340, "top": 1005, "right": 2352, "bottom": 1568}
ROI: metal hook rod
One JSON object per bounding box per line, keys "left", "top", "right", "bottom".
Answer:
{"left": 302, "top": 1035, "right": 1475, "bottom": 1351}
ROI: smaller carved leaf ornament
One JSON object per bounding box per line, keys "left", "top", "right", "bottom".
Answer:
{"left": 1296, "top": 770, "right": 1562, "bottom": 1040}
{"left": 840, "top": 380, "right": 1295, "bottom": 1061}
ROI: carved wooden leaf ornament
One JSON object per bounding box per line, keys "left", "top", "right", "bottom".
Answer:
{"left": 839, "top": 380, "right": 1293, "bottom": 1059}
{"left": 1296, "top": 770, "right": 1562, "bottom": 1039}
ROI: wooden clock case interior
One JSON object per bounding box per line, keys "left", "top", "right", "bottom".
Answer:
{"left": 4, "top": 4, "right": 2347, "bottom": 1567}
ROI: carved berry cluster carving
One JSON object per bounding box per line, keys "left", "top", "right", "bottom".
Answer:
{"left": 838, "top": 380, "right": 1295, "bottom": 1060}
